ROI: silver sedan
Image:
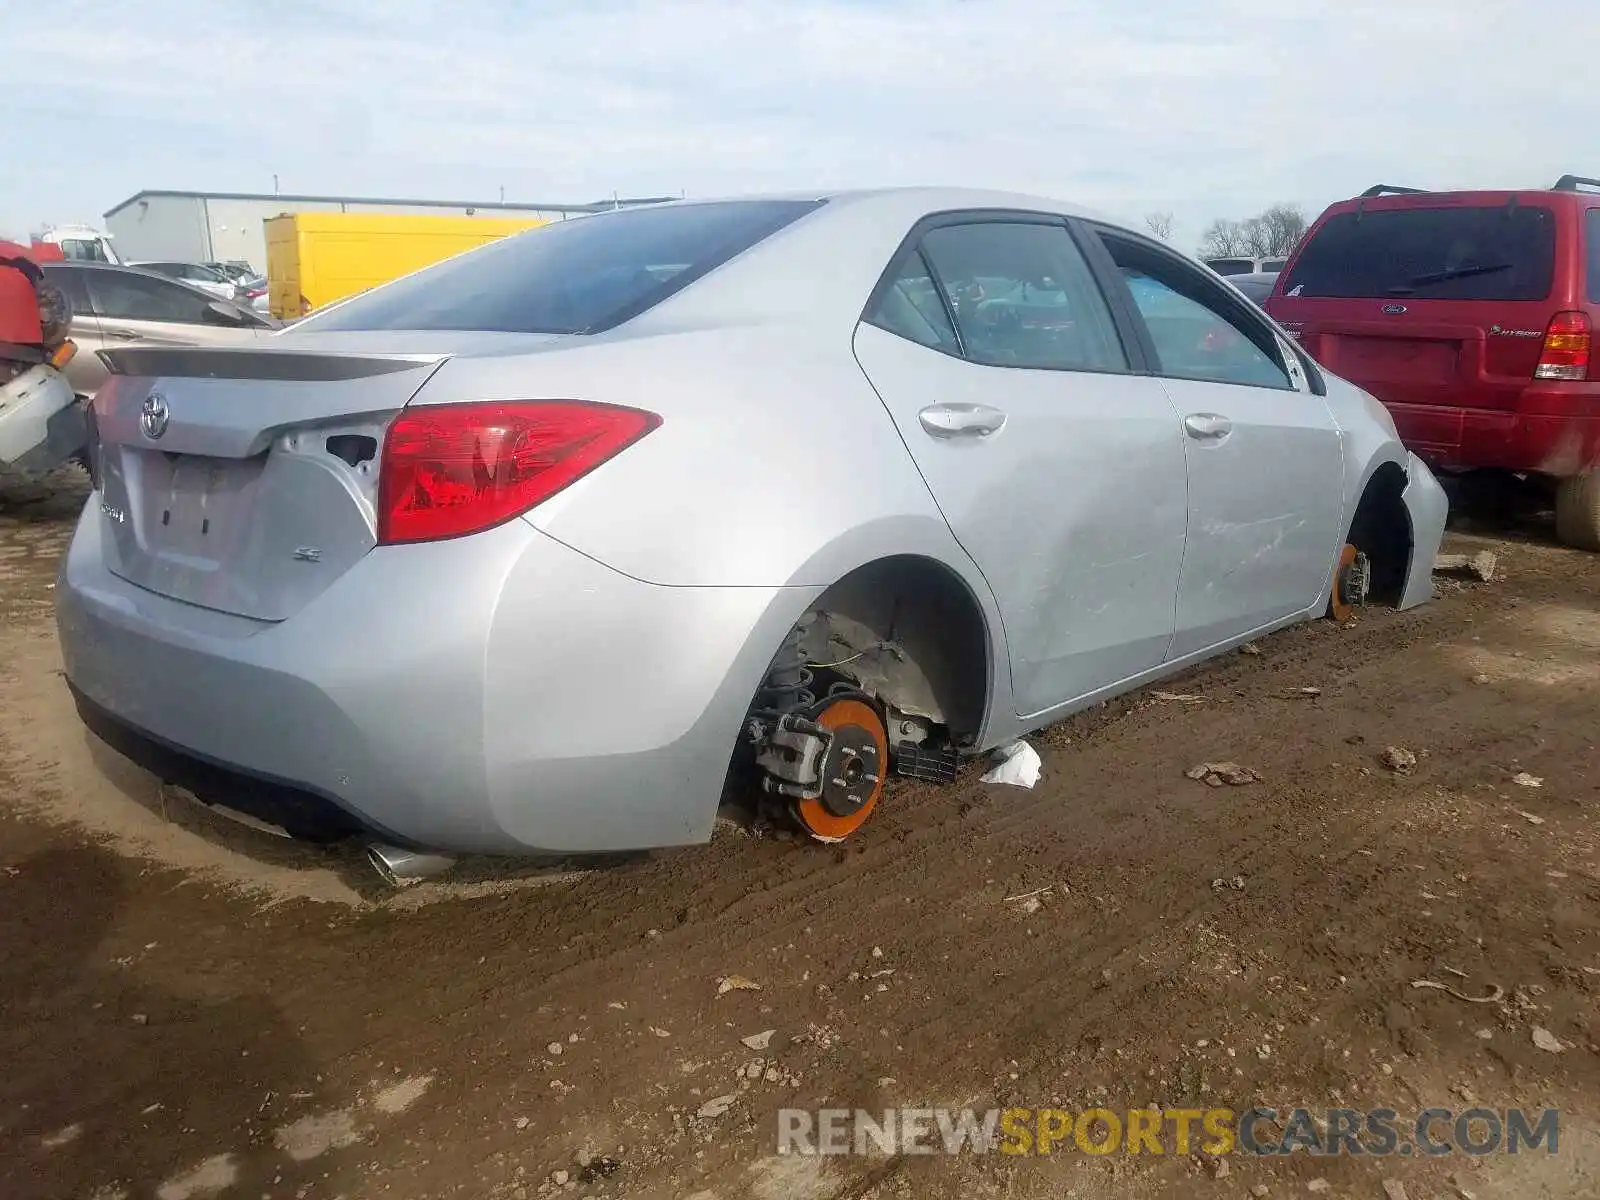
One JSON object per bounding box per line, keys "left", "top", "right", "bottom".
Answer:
{"left": 56, "top": 188, "right": 1446, "bottom": 876}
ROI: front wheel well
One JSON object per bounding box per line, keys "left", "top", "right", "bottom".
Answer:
{"left": 1347, "top": 462, "right": 1412, "bottom": 605}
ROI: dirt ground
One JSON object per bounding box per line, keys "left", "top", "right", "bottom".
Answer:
{"left": 1, "top": 470, "right": 1597, "bottom": 1200}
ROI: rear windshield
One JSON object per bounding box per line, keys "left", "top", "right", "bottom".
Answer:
{"left": 308, "top": 199, "right": 823, "bottom": 334}
{"left": 1207, "top": 259, "right": 1254, "bottom": 276}
{"left": 1281, "top": 205, "right": 1556, "bottom": 301}
{"left": 1588, "top": 209, "right": 1600, "bottom": 303}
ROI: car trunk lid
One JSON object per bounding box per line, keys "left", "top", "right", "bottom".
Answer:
{"left": 91, "top": 345, "right": 447, "bottom": 622}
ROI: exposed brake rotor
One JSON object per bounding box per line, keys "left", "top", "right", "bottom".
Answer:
{"left": 754, "top": 692, "right": 888, "bottom": 843}
{"left": 1330, "top": 542, "right": 1370, "bottom": 622}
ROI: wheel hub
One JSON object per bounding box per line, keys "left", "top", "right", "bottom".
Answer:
{"left": 816, "top": 721, "right": 882, "bottom": 818}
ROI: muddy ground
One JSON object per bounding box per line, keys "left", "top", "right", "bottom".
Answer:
{"left": 1, "top": 471, "right": 1596, "bottom": 1200}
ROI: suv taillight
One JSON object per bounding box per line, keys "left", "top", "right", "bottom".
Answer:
{"left": 376, "top": 400, "right": 660, "bottom": 546}
{"left": 1534, "top": 311, "right": 1591, "bottom": 381}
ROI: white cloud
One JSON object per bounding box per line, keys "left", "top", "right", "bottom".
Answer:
{"left": 7, "top": 0, "right": 1597, "bottom": 250}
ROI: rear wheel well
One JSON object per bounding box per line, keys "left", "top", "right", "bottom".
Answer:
{"left": 797, "top": 555, "right": 991, "bottom": 745}
{"left": 1348, "top": 463, "right": 1412, "bottom": 605}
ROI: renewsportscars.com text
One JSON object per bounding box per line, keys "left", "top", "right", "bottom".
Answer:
{"left": 777, "top": 1106, "right": 1560, "bottom": 1158}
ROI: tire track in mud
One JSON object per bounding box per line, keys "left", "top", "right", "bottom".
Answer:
{"left": 325, "top": 583, "right": 1519, "bottom": 1195}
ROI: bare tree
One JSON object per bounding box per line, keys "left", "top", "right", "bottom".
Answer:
{"left": 1198, "top": 203, "right": 1307, "bottom": 260}
{"left": 1198, "top": 217, "right": 1251, "bottom": 259}
{"left": 1252, "top": 203, "right": 1307, "bottom": 257}
{"left": 1144, "top": 211, "right": 1175, "bottom": 242}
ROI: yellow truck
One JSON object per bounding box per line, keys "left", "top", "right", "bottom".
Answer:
{"left": 264, "top": 211, "right": 548, "bottom": 319}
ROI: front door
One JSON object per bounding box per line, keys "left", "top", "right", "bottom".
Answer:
{"left": 1087, "top": 226, "right": 1344, "bottom": 657}
{"left": 852, "top": 215, "right": 1190, "bottom": 718}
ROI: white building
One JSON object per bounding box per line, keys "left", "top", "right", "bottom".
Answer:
{"left": 102, "top": 189, "right": 674, "bottom": 273}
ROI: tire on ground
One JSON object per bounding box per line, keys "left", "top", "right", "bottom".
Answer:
{"left": 1554, "top": 472, "right": 1600, "bottom": 551}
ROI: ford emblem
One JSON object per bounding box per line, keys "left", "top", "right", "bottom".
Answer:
{"left": 1381, "top": 303, "right": 1407, "bottom": 315}
{"left": 140, "top": 392, "right": 171, "bottom": 440}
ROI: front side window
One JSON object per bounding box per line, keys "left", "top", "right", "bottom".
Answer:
{"left": 308, "top": 199, "right": 822, "bottom": 335}
{"left": 1282, "top": 205, "right": 1557, "bottom": 301}
{"left": 914, "top": 221, "right": 1127, "bottom": 372}
{"left": 87, "top": 271, "right": 215, "bottom": 324}
{"left": 1102, "top": 233, "right": 1292, "bottom": 390}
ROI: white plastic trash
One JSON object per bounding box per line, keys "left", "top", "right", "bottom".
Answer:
{"left": 981, "top": 740, "right": 1042, "bottom": 788}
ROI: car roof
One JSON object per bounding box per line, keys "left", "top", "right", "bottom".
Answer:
{"left": 43, "top": 259, "right": 260, "bottom": 307}
{"left": 595, "top": 186, "right": 1119, "bottom": 227}
{"left": 1321, "top": 182, "right": 1600, "bottom": 217}
{"left": 46, "top": 259, "right": 192, "bottom": 281}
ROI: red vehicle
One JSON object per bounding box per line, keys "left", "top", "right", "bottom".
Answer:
{"left": 1266, "top": 176, "right": 1600, "bottom": 548}
{"left": 0, "top": 240, "right": 84, "bottom": 476}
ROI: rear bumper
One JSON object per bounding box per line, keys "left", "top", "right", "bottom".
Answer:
{"left": 56, "top": 506, "right": 802, "bottom": 855}
{"left": 1387, "top": 383, "right": 1600, "bottom": 475}
{"left": 0, "top": 363, "right": 85, "bottom": 474}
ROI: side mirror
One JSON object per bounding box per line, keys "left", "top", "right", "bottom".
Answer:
{"left": 203, "top": 299, "right": 246, "bottom": 327}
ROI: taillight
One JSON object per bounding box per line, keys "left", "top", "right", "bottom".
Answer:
{"left": 376, "top": 400, "right": 660, "bottom": 546}
{"left": 1534, "top": 311, "right": 1591, "bottom": 381}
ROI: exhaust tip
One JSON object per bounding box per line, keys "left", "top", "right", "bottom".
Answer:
{"left": 367, "top": 844, "right": 455, "bottom": 887}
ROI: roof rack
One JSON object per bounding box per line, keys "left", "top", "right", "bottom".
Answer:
{"left": 1552, "top": 175, "right": 1600, "bottom": 192}
{"left": 1360, "top": 184, "right": 1427, "bottom": 198}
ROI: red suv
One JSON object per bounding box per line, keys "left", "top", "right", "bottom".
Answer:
{"left": 1266, "top": 176, "right": 1600, "bottom": 548}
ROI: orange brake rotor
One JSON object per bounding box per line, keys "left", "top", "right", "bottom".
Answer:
{"left": 793, "top": 697, "right": 889, "bottom": 842}
{"left": 1329, "top": 542, "right": 1359, "bottom": 622}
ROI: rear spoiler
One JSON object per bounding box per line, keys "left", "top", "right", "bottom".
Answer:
{"left": 97, "top": 345, "right": 446, "bottom": 382}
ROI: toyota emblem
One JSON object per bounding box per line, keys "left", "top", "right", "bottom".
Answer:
{"left": 140, "top": 392, "right": 170, "bottom": 440}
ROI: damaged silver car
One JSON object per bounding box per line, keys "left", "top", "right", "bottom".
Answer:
{"left": 55, "top": 189, "right": 1447, "bottom": 878}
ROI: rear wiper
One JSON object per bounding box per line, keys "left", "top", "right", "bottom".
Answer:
{"left": 1386, "top": 263, "right": 1512, "bottom": 294}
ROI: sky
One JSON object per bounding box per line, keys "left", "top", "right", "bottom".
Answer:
{"left": 9, "top": 0, "right": 1597, "bottom": 253}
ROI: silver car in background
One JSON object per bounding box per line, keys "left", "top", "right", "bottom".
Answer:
{"left": 56, "top": 189, "right": 1446, "bottom": 876}
{"left": 1226, "top": 270, "right": 1281, "bottom": 306}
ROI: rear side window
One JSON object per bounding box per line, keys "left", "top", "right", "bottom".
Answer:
{"left": 87, "top": 271, "right": 215, "bottom": 324}
{"left": 865, "top": 248, "right": 960, "bottom": 351}
{"left": 40, "top": 265, "right": 92, "bottom": 316}
{"left": 914, "top": 222, "right": 1128, "bottom": 372}
{"left": 1282, "top": 205, "right": 1556, "bottom": 300}
{"left": 308, "top": 200, "right": 822, "bottom": 335}
{"left": 1588, "top": 209, "right": 1600, "bottom": 303}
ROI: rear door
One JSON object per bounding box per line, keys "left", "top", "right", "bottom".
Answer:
{"left": 1086, "top": 225, "right": 1344, "bottom": 656}
{"left": 852, "top": 213, "right": 1190, "bottom": 718}
{"left": 1269, "top": 202, "right": 1561, "bottom": 455}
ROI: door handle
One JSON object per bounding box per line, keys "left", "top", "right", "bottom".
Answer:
{"left": 1183, "top": 413, "right": 1233, "bottom": 441}
{"left": 103, "top": 328, "right": 144, "bottom": 341}
{"left": 918, "top": 403, "right": 1007, "bottom": 439}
